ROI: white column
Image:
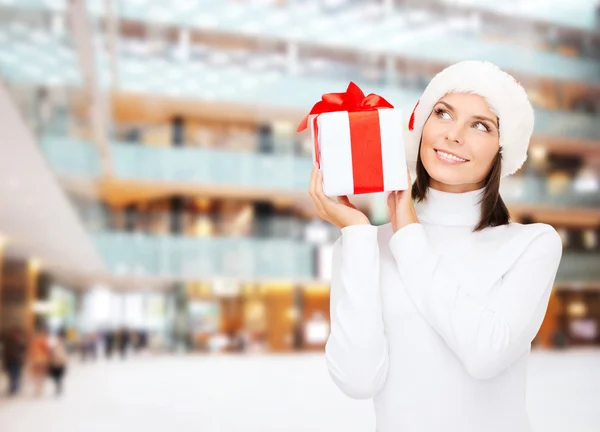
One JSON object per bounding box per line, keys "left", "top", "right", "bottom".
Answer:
{"left": 384, "top": 55, "right": 396, "bottom": 87}
{"left": 51, "top": 12, "right": 65, "bottom": 35}
{"left": 177, "top": 28, "right": 191, "bottom": 62}
{"left": 286, "top": 42, "right": 299, "bottom": 75}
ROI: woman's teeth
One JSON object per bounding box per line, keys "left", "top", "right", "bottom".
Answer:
{"left": 436, "top": 150, "right": 467, "bottom": 163}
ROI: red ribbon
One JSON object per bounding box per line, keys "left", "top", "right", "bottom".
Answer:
{"left": 298, "top": 82, "right": 393, "bottom": 195}
{"left": 296, "top": 81, "right": 394, "bottom": 132}
{"left": 349, "top": 111, "right": 384, "bottom": 194}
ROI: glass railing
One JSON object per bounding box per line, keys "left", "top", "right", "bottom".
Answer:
{"left": 6, "top": 59, "right": 599, "bottom": 142}
{"left": 2, "top": 7, "right": 600, "bottom": 94}
{"left": 100, "top": 1, "right": 600, "bottom": 85}
{"left": 94, "top": 229, "right": 598, "bottom": 281}
{"left": 40, "top": 136, "right": 101, "bottom": 177}
{"left": 533, "top": 109, "right": 600, "bottom": 142}
{"left": 439, "top": 0, "right": 598, "bottom": 32}
{"left": 556, "top": 253, "right": 600, "bottom": 283}
{"left": 40, "top": 135, "right": 600, "bottom": 209}
{"left": 110, "top": 141, "right": 311, "bottom": 190}
{"left": 500, "top": 176, "right": 600, "bottom": 208}
{"left": 93, "top": 231, "right": 314, "bottom": 280}
{"left": 2, "top": 22, "right": 600, "bottom": 143}
{"left": 10, "top": 0, "right": 597, "bottom": 33}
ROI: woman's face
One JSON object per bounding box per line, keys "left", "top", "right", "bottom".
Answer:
{"left": 420, "top": 92, "right": 500, "bottom": 193}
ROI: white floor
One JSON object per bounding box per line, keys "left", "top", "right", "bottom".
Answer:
{"left": 0, "top": 349, "right": 599, "bottom": 432}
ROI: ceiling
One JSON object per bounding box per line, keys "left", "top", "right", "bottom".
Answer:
{"left": 0, "top": 80, "right": 105, "bottom": 278}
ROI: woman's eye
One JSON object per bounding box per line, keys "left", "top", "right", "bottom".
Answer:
{"left": 436, "top": 108, "right": 451, "bottom": 120}
{"left": 474, "top": 122, "right": 490, "bottom": 132}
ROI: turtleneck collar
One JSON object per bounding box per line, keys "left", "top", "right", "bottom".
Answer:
{"left": 414, "top": 186, "right": 485, "bottom": 227}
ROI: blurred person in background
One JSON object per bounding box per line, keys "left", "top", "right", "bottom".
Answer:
{"left": 136, "top": 329, "right": 148, "bottom": 352}
{"left": 131, "top": 330, "right": 140, "bottom": 354}
{"left": 79, "top": 333, "right": 98, "bottom": 362}
{"left": 48, "top": 330, "right": 68, "bottom": 397}
{"left": 310, "top": 61, "right": 563, "bottom": 432}
{"left": 27, "top": 326, "right": 50, "bottom": 397}
{"left": 2, "top": 326, "right": 28, "bottom": 396}
{"left": 103, "top": 329, "right": 116, "bottom": 359}
{"left": 117, "top": 327, "right": 130, "bottom": 359}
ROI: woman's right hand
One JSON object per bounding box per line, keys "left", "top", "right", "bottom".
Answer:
{"left": 308, "top": 163, "right": 371, "bottom": 229}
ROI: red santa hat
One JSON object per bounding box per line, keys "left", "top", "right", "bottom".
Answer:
{"left": 405, "top": 60, "right": 535, "bottom": 179}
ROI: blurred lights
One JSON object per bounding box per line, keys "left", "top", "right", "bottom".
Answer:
{"left": 29, "top": 258, "right": 42, "bottom": 271}
{"left": 548, "top": 173, "right": 570, "bottom": 194}
{"left": 573, "top": 169, "right": 599, "bottom": 193}
{"left": 32, "top": 300, "right": 53, "bottom": 314}
{"left": 530, "top": 145, "right": 548, "bottom": 163}
{"left": 567, "top": 300, "right": 587, "bottom": 318}
{"left": 305, "top": 220, "right": 329, "bottom": 244}
{"left": 557, "top": 228, "right": 569, "bottom": 247}
{"left": 213, "top": 279, "right": 241, "bottom": 297}
{"left": 583, "top": 230, "right": 597, "bottom": 249}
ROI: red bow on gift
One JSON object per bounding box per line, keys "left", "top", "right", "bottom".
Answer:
{"left": 296, "top": 82, "right": 394, "bottom": 132}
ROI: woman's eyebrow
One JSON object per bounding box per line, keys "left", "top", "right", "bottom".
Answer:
{"left": 472, "top": 115, "right": 498, "bottom": 127}
{"left": 437, "top": 101, "right": 454, "bottom": 111}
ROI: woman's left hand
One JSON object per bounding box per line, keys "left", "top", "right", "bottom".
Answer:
{"left": 387, "top": 168, "right": 419, "bottom": 233}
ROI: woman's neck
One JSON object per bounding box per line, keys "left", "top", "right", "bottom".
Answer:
{"left": 415, "top": 186, "right": 485, "bottom": 227}
{"left": 429, "top": 178, "right": 486, "bottom": 194}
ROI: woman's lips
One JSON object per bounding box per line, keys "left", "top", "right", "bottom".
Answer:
{"left": 435, "top": 149, "right": 469, "bottom": 164}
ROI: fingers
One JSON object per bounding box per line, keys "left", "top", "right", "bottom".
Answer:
{"left": 337, "top": 195, "right": 357, "bottom": 210}
{"left": 387, "top": 191, "right": 397, "bottom": 217}
{"left": 309, "top": 164, "right": 329, "bottom": 221}
{"left": 314, "top": 168, "right": 337, "bottom": 208}
{"left": 386, "top": 191, "right": 396, "bottom": 208}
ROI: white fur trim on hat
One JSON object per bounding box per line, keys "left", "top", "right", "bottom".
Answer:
{"left": 405, "top": 60, "right": 535, "bottom": 179}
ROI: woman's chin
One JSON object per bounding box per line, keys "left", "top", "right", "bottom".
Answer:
{"left": 425, "top": 163, "right": 469, "bottom": 185}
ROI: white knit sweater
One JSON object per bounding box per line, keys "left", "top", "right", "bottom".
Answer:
{"left": 325, "top": 187, "right": 563, "bottom": 432}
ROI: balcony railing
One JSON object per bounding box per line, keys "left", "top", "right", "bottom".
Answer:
{"left": 94, "top": 231, "right": 315, "bottom": 280}
{"left": 556, "top": 253, "right": 600, "bottom": 283}
{"left": 94, "top": 230, "right": 598, "bottom": 282}
{"left": 40, "top": 136, "right": 600, "bottom": 208}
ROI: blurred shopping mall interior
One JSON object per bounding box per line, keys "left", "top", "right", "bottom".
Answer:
{"left": 0, "top": 0, "right": 599, "bottom": 431}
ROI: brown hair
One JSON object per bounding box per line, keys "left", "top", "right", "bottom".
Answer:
{"left": 410, "top": 145, "right": 511, "bottom": 232}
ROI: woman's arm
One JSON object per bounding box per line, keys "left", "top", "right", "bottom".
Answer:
{"left": 388, "top": 224, "right": 562, "bottom": 380}
{"left": 325, "top": 224, "right": 390, "bottom": 399}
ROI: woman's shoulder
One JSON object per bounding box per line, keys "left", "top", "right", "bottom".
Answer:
{"left": 485, "top": 221, "right": 563, "bottom": 260}
{"left": 505, "top": 221, "right": 561, "bottom": 242}
{"left": 481, "top": 220, "right": 558, "bottom": 238}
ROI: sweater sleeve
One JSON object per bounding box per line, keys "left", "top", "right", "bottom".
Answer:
{"left": 388, "top": 223, "right": 563, "bottom": 380}
{"left": 324, "top": 224, "right": 390, "bottom": 399}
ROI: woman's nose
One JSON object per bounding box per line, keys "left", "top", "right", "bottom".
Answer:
{"left": 445, "top": 125, "right": 464, "bottom": 144}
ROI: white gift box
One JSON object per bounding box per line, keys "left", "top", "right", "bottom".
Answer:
{"left": 309, "top": 108, "right": 409, "bottom": 197}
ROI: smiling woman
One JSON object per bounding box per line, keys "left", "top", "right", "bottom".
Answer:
{"left": 315, "top": 60, "right": 563, "bottom": 432}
